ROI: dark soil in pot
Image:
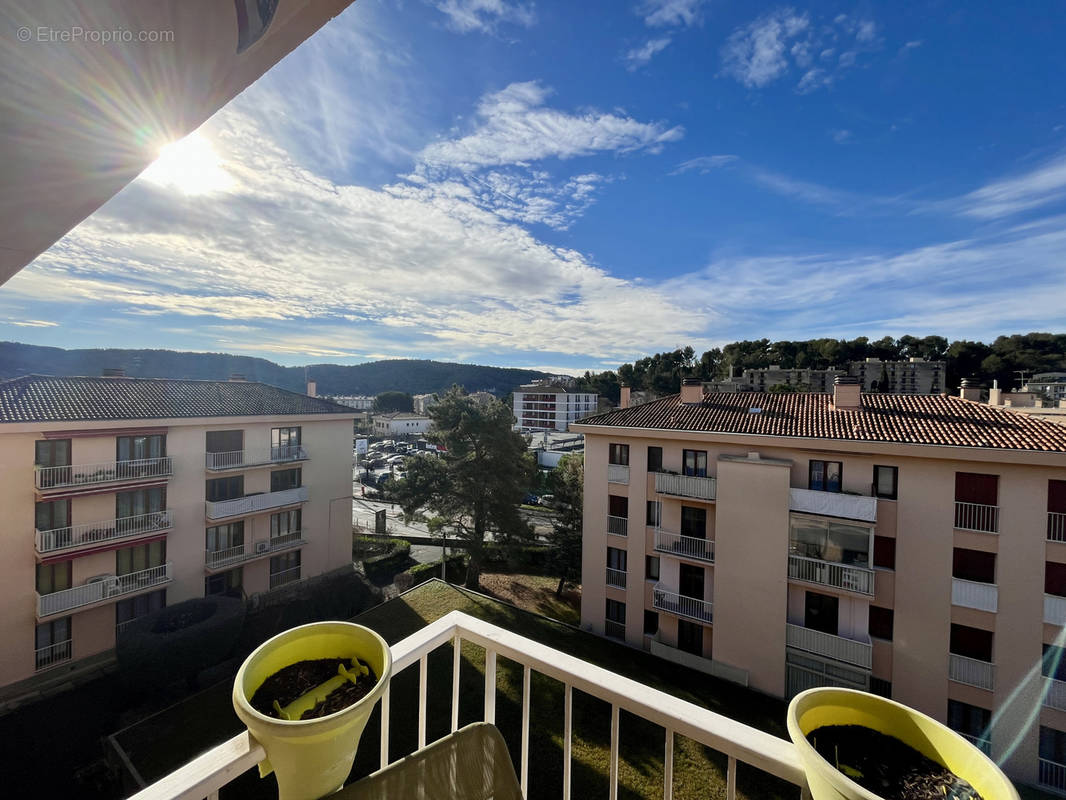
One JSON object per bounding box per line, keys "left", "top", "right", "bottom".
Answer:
{"left": 250, "top": 657, "right": 378, "bottom": 720}
{"left": 808, "top": 725, "right": 984, "bottom": 800}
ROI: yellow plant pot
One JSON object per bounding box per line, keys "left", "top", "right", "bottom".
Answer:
{"left": 233, "top": 621, "right": 392, "bottom": 800}
{"left": 787, "top": 688, "right": 1018, "bottom": 800}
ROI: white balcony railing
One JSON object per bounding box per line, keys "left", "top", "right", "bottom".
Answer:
{"left": 35, "top": 456, "right": 173, "bottom": 490}
{"left": 268, "top": 567, "right": 301, "bottom": 590}
{"left": 34, "top": 639, "right": 73, "bottom": 671}
{"left": 205, "top": 532, "right": 306, "bottom": 569}
{"left": 607, "top": 464, "right": 629, "bottom": 484}
{"left": 654, "top": 528, "right": 715, "bottom": 562}
{"left": 1050, "top": 512, "right": 1066, "bottom": 543}
{"left": 1041, "top": 758, "right": 1066, "bottom": 794}
{"left": 785, "top": 623, "right": 872, "bottom": 669}
{"left": 204, "top": 445, "right": 309, "bottom": 471}
{"left": 957, "top": 732, "right": 992, "bottom": 757}
{"left": 604, "top": 619, "right": 626, "bottom": 640}
{"left": 652, "top": 584, "right": 713, "bottom": 623}
{"left": 607, "top": 515, "right": 628, "bottom": 537}
{"left": 788, "top": 488, "right": 877, "bottom": 522}
{"left": 954, "top": 501, "right": 999, "bottom": 533}
{"left": 37, "top": 563, "right": 172, "bottom": 617}
{"left": 35, "top": 510, "right": 173, "bottom": 554}
{"left": 948, "top": 653, "right": 995, "bottom": 691}
{"left": 1047, "top": 594, "right": 1066, "bottom": 626}
{"left": 787, "top": 555, "right": 874, "bottom": 596}
{"left": 606, "top": 568, "right": 627, "bottom": 589}
{"left": 951, "top": 578, "right": 998, "bottom": 612}
{"left": 205, "top": 486, "right": 309, "bottom": 520}
{"left": 1045, "top": 677, "right": 1066, "bottom": 712}
{"left": 655, "top": 472, "right": 717, "bottom": 502}
{"left": 128, "top": 610, "right": 808, "bottom": 800}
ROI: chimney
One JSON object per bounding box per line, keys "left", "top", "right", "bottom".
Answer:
{"left": 229, "top": 373, "right": 246, "bottom": 381}
{"left": 102, "top": 367, "right": 125, "bottom": 378}
{"left": 619, "top": 385, "right": 631, "bottom": 409}
{"left": 988, "top": 379, "right": 1002, "bottom": 406}
{"left": 832, "top": 375, "right": 861, "bottom": 410}
{"left": 959, "top": 379, "right": 981, "bottom": 402}
{"left": 680, "top": 378, "right": 703, "bottom": 405}
{"left": 307, "top": 380, "right": 317, "bottom": 398}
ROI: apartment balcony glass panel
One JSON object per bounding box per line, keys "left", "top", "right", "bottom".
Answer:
{"left": 789, "top": 488, "right": 877, "bottom": 522}
{"left": 787, "top": 555, "right": 874, "bottom": 596}
{"left": 654, "top": 528, "right": 714, "bottom": 563}
{"left": 607, "top": 464, "right": 629, "bottom": 485}
{"left": 36, "top": 563, "right": 172, "bottom": 617}
{"left": 605, "top": 568, "right": 627, "bottom": 589}
{"left": 35, "top": 510, "right": 173, "bottom": 554}
{"left": 951, "top": 578, "right": 998, "bottom": 613}
{"left": 652, "top": 584, "right": 713, "bottom": 623}
{"left": 1050, "top": 512, "right": 1066, "bottom": 543}
{"left": 655, "top": 472, "right": 716, "bottom": 501}
{"left": 954, "top": 502, "right": 999, "bottom": 533}
{"left": 785, "top": 623, "right": 872, "bottom": 669}
{"left": 205, "top": 486, "right": 309, "bottom": 520}
{"left": 948, "top": 654, "right": 995, "bottom": 691}
{"left": 35, "top": 457, "right": 173, "bottom": 491}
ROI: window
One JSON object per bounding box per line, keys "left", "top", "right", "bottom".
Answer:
{"left": 606, "top": 546, "right": 627, "bottom": 572}
{"left": 677, "top": 619, "right": 703, "bottom": 656}
{"left": 873, "top": 536, "right": 895, "bottom": 569}
{"left": 206, "top": 522, "right": 244, "bottom": 552}
{"left": 116, "top": 486, "right": 166, "bottom": 519}
{"left": 272, "top": 426, "right": 302, "bottom": 458}
{"left": 682, "top": 449, "right": 707, "bottom": 478}
{"left": 1043, "top": 644, "right": 1066, "bottom": 682}
{"left": 954, "top": 472, "right": 998, "bottom": 505}
{"left": 647, "top": 446, "right": 663, "bottom": 473}
{"left": 952, "top": 548, "right": 995, "bottom": 584}
{"left": 643, "top": 610, "right": 659, "bottom": 636}
{"left": 804, "top": 591, "right": 838, "bottom": 635}
{"left": 35, "top": 438, "right": 71, "bottom": 467}
{"left": 270, "top": 467, "right": 302, "bottom": 492}
{"left": 809, "top": 460, "right": 842, "bottom": 492}
{"left": 270, "top": 550, "right": 301, "bottom": 587}
{"left": 35, "top": 617, "right": 71, "bottom": 668}
{"left": 116, "top": 589, "right": 166, "bottom": 629}
{"left": 605, "top": 599, "right": 625, "bottom": 638}
{"left": 1047, "top": 563, "right": 1066, "bottom": 598}
{"left": 789, "top": 517, "right": 871, "bottom": 566}
{"left": 608, "top": 443, "right": 629, "bottom": 466}
{"left": 608, "top": 494, "right": 628, "bottom": 518}
{"left": 1041, "top": 727, "right": 1066, "bottom": 765}
{"left": 646, "top": 556, "right": 660, "bottom": 581}
{"left": 206, "top": 567, "right": 243, "bottom": 597}
{"left": 271, "top": 509, "right": 302, "bottom": 538}
{"left": 117, "top": 540, "right": 166, "bottom": 575}
{"left": 679, "top": 563, "right": 704, "bottom": 600}
{"left": 206, "top": 430, "right": 243, "bottom": 453}
{"left": 948, "top": 700, "right": 991, "bottom": 742}
{"left": 35, "top": 499, "right": 70, "bottom": 532}
{"left": 206, "top": 475, "right": 244, "bottom": 502}
{"left": 680, "top": 506, "right": 706, "bottom": 539}
{"left": 1051, "top": 480, "right": 1066, "bottom": 514}
{"left": 950, "top": 624, "right": 993, "bottom": 662}
{"left": 646, "top": 500, "right": 661, "bottom": 527}
{"left": 117, "top": 434, "right": 166, "bottom": 461}
{"left": 869, "top": 606, "right": 894, "bottom": 641}
{"left": 873, "top": 465, "right": 898, "bottom": 499}
{"left": 36, "top": 561, "right": 72, "bottom": 594}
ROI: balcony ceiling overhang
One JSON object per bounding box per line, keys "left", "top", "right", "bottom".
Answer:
{"left": 0, "top": 0, "right": 355, "bottom": 285}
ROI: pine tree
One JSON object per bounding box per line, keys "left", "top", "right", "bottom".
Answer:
{"left": 547, "top": 454, "right": 583, "bottom": 597}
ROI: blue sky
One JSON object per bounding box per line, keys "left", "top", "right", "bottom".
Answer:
{"left": 4, "top": 0, "right": 1066, "bottom": 373}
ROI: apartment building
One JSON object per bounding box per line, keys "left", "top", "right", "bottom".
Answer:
{"left": 0, "top": 374, "right": 356, "bottom": 694}
{"left": 513, "top": 384, "right": 598, "bottom": 432}
{"left": 573, "top": 378, "right": 1066, "bottom": 788}
{"left": 371, "top": 411, "right": 433, "bottom": 436}
{"left": 708, "top": 358, "right": 944, "bottom": 395}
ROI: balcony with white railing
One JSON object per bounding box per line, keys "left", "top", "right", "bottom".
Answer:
{"left": 604, "top": 619, "right": 626, "bottom": 640}
{"left": 205, "top": 485, "right": 309, "bottom": 520}
{"left": 1050, "top": 511, "right": 1066, "bottom": 543}
{"left": 1047, "top": 594, "right": 1066, "bottom": 626}
{"left": 954, "top": 501, "right": 999, "bottom": 533}
{"left": 788, "top": 488, "right": 877, "bottom": 523}
{"left": 1041, "top": 758, "right": 1066, "bottom": 795}
{"left": 1045, "top": 677, "right": 1066, "bottom": 711}
{"left": 655, "top": 472, "right": 716, "bottom": 502}
{"left": 787, "top": 555, "right": 874, "bottom": 596}
{"left": 34, "top": 639, "right": 72, "bottom": 672}
{"left": 605, "top": 568, "right": 627, "bottom": 589}
{"left": 35, "top": 510, "right": 173, "bottom": 555}
{"left": 268, "top": 566, "right": 302, "bottom": 590}
{"left": 951, "top": 578, "right": 998, "bottom": 613}
{"left": 37, "top": 563, "right": 172, "bottom": 618}
{"left": 654, "top": 528, "right": 715, "bottom": 563}
{"left": 785, "top": 623, "right": 872, "bottom": 669}
{"left": 204, "top": 445, "right": 309, "bottom": 471}
{"left": 607, "top": 463, "right": 629, "bottom": 484}
{"left": 652, "top": 584, "right": 713, "bottom": 623}
{"left": 35, "top": 456, "right": 173, "bottom": 492}
{"left": 128, "top": 610, "right": 808, "bottom": 800}
{"left": 205, "top": 532, "right": 306, "bottom": 569}
{"left": 957, "top": 732, "right": 992, "bottom": 757}
{"left": 948, "top": 653, "right": 995, "bottom": 691}
{"left": 607, "top": 514, "right": 628, "bottom": 537}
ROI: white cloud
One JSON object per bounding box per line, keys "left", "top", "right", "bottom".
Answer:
{"left": 720, "top": 8, "right": 809, "bottom": 88}
{"left": 417, "top": 81, "right": 683, "bottom": 172}
{"left": 670, "top": 154, "right": 739, "bottom": 175}
{"left": 952, "top": 155, "right": 1066, "bottom": 219}
{"left": 7, "top": 319, "right": 58, "bottom": 327}
{"left": 431, "top": 0, "right": 535, "bottom": 34}
{"left": 626, "top": 37, "right": 673, "bottom": 70}
{"left": 640, "top": 0, "right": 705, "bottom": 28}
{"left": 831, "top": 129, "right": 852, "bottom": 144}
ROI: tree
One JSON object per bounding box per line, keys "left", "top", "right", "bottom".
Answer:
{"left": 374, "top": 391, "right": 413, "bottom": 413}
{"left": 393, "top": 387, "right": 535, "bottom": 589}
{"left": 547, "top": 454, "right": 583, "bottom": 596}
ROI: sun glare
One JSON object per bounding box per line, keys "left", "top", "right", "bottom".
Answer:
{"left": 141, "top": 132, "right": 234, "bottom": 196}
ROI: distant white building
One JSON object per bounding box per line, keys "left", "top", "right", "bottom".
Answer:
{"left": 412, "top": 393, "right": 438, "bottom": 415}
{"left": 1025, "top": 373, "right": 1066, "bottom": 403}
{"left": 372, "top": 412, "right": 433, "bottom": 437}
{"left": 513, "top": 384, "right": 598, "bottom": 432}
{"left": 331, "top": 395, "right": 375, "bottom": 411}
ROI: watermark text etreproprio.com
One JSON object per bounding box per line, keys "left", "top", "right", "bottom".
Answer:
{"left": 16, "top": 26, "right": 175, "bottom": 44}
